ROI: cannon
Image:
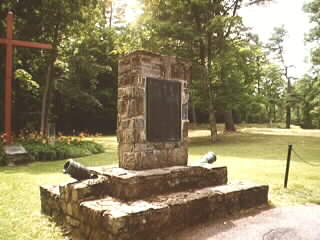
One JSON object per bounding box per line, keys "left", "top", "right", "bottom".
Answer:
{"left": 200, "top": 152, "right": 217, "bottom": 164}
{"left": 63, "top": 159, "right": 97, "bottom": 181}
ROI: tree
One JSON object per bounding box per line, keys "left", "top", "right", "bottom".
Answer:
{"left": 140, "top": 0, "right": 273, "bottom": 142}
{"left": 304, "top": 0, "right": 320, "bottom": 70}
{"left": 299, "top": 0, "right": 320, "bottom": 128}
{"left": 266, "top": 26, "right": 295, "bottom": 129}
{"left": 259, "top": 64, "right": 284, "bottom": 124}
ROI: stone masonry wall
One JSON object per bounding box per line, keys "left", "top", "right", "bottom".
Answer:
{"left": 117, "top": 50, "right": 192, "bottom": 170}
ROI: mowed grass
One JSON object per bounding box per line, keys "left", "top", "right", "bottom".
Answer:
{"left": 1, "top": 126, "right": 320, "bottom": 239}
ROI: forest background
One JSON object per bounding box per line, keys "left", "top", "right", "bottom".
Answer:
{"left": 1, "top": 0, "right": 320, "bottom": 143}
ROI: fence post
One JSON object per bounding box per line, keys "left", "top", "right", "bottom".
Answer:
{"left": 284, "top": 144, "right": 293, "bottom": 188}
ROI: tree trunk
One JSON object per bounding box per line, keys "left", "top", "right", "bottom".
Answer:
{"left": 40, "top": 23, "right": 59, "bottom": 136}
{"left": 109, "top": 2, "right": 113, "bottom": 28}
{"left": 40, "top": 55, "right": 56, "bottom": 136}
{"left": 302, "top": 104, "right": 313, "bottom": 129}
{"left": 224, "top": 111, "right": 236, "bottom": 131}
{"left": 266, "top": 105, "right": 272, "bottom": 126}
{"left": 189, "top": 97, "right": 197, "bottom": 124}
{"left": 285, "top": 73, "right": 291, "bottom": 129}
{"left": 296, "top": 106, "right": 301, "bottom": 123}
{"left": 220, "top": 63, "right": 236, "bottom": 132}
{"left": 285, "top": 105, "right": 291, "bottom": 129}
{"left": 273, "top": 104, "right": 277, "bottom": 123}
{"left": 206, "top": 35, "right": 218, "bottom": 143}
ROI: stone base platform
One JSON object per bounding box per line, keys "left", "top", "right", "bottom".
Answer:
{"left": 88, "top": 165, "right": 227, "bottom": 200}
{"left": 40, "top": 165, "right": 268, "bottom": 240}
{"left": 41, "top": 181, "right": 268, "bottom": 240}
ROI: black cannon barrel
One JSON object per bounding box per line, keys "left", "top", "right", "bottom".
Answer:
{"left": 63, "top": 159, "right": 97, "bottom": 181}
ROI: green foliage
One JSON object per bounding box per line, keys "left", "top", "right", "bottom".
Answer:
{"left": 15, "top": 69, "right": 40, "bottom": 95}
{"left": 266, "top": 25, "right": 288, "bottom": 63}
{"left": 299, "top": 0, "right": 320, "bottom": 128}
{"left": 0, "top": 0, "right": 124, "bottom": 134}
{"left": 304, "top": 0, "right": 320, "bottom": 68}
{"left": 258, "top": 63, "right": 285, "bottom": 122}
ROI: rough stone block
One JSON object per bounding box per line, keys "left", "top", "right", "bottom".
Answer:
{"left": 240, "top": 185, "right": 269, "bottom": 209}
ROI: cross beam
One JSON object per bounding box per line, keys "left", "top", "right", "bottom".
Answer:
{"left": 0, "top": 12, "right": 52, "bottom": 144}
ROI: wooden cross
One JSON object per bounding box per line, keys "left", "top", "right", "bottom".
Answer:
{"left": 0, "top": 12, "right": 52, "bottom": 144}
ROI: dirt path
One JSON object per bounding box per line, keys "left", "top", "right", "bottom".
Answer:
{"left": 166, "top": 205, "right": 320, "bottom": 240}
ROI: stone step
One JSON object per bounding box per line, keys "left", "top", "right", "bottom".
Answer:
{"left": 75, "top": 182, "right": 268, "bottom": 240}
{"left": 57, "top": 165, "right": 227, "bottom": 202}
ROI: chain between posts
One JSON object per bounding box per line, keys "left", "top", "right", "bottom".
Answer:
{"left": 291, "top": 148, "right": 320, "bottom": 167}
{"left": 284, "top": 144, "right": 320, "bottom": 188}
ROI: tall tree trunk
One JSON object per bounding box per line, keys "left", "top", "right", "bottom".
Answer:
{"left": 109, "top": 2, "right": 113, "bottom": 28}
{"left": 296, "top": 106, "right": 301, "bottom": 123}
{"left": 206, "top": 35, "right": 218, "bottom": 143}
{"left": 285, "top": 105, "right": 291, "bottom": 128}
{"left": 302, "top": 103, "right": 313, "bottom": 129}
{"left": 220, "top": 64, "right": 236, "bottom": 132}
{"left": 189, "top": 63, "right": 197, "bottom": 124}
{"left": 40, "top": 55, "right": 56, "bottom": 136}
{"left": 40, "top": 23, "right": 59, "bottom": 136}
{"left": 273, "top": 104, "right": 277, "bottom": 123}
{"left": 194, "top": 13, "right": 217, "bottom": 142}
{"left": 224, "top": 111, "right": 236, "bottom": 131}
{"left": 266, "top": 105, "right": 272, "bottom": 125}
{"left": 285, "top": 69, "right": 291, "bottom": 129}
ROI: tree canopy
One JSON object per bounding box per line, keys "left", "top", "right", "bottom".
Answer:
{"left": 0, "top": 0, "right": 319, "bottom": 139}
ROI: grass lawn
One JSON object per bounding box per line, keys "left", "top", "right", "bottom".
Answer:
{"left": 1, "top": 125, "right": 320, "bottom": 239}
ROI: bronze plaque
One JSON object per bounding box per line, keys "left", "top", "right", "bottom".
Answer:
{"left": 147, "top": 78, "right": 181, "bottom": 142}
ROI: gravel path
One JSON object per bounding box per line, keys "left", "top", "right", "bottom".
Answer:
{"left": 167, "top": 204, "right": 320, "bottom": 240}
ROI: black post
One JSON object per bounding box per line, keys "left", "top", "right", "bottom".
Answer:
{"left": 284, "top": 144, "right": 293, "bottom": 188}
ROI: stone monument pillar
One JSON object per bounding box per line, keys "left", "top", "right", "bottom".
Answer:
{"left": 117, "top": 50, "right": 191, "bottom": 170}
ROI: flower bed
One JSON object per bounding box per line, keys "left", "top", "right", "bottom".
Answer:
{"left": 0, "top": 133, "right": 105, "bottom": 165}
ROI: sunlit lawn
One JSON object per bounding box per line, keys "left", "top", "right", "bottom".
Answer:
{"left": 1, "top": 125, "right": 320, "bottom": 239}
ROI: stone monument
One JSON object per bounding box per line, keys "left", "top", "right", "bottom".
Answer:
{"left": 40, "top": 51, "right": 269, "bottom": 240}
{"left": 117, "top": 51, "right": 190, "bottom": 169}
